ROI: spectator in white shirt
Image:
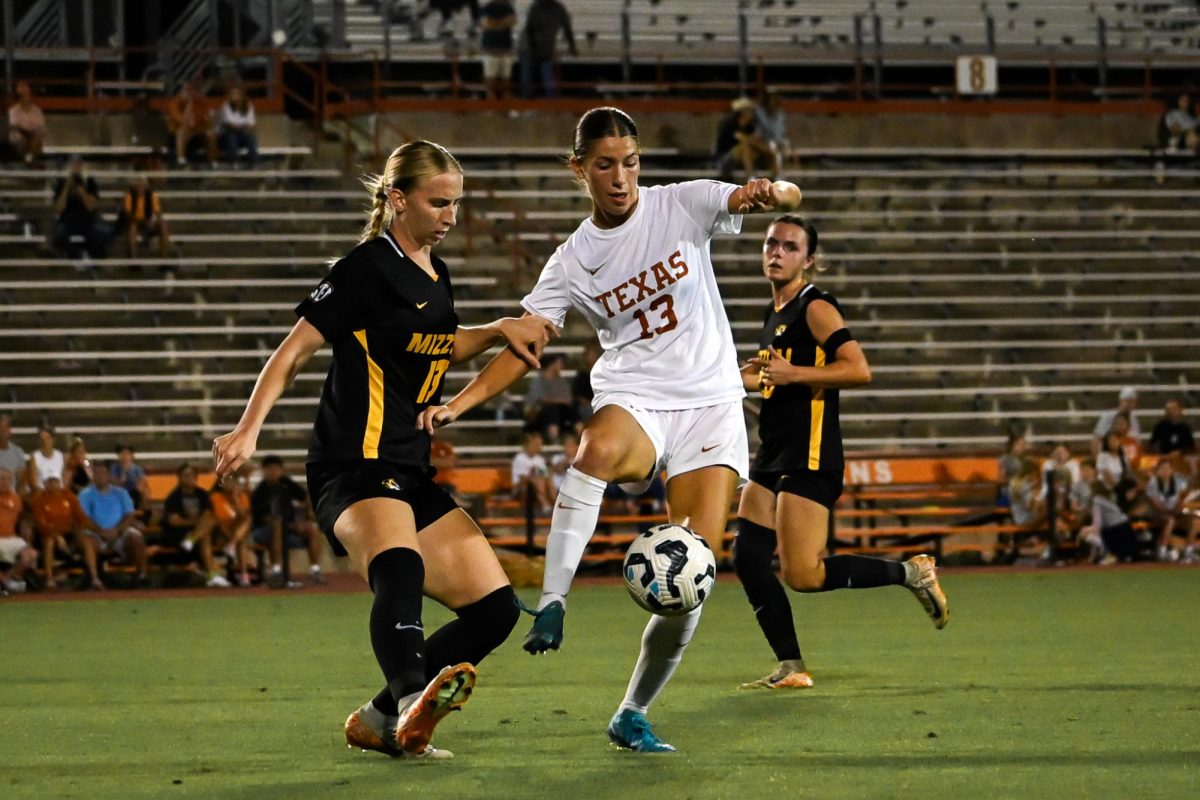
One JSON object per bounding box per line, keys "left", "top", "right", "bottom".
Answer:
{"left": 511, "top": 429, "right": 553, "bottom": 513}
{"left": 1146, "top": 459, "right": 1190, "bottom": 561}
{"left": 1091, "top": 386, "right": 1139, "bottom": 455}
{"left": 27, "top": 425, "right": 64, "bottom": 491}
{"left": 216, "top": 85, "right": 258, "bottom": 166}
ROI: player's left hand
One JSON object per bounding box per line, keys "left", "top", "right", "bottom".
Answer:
{"left": 497, "top": 315, "right": 560, "bottom": 369}
{"left": 416, "top": 403, "right": 458, "bottom": 432}
{"left": 760, "top": 346, "right": 798, "bottom": 387}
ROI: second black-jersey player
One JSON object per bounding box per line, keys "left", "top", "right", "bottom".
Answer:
{"left": 751, "top": 282, "right": 847, "bottom": 507}
{"left": 212, "top": 140, "right": 556, "bottom": 759}
{"left": 733, "top": 215, "right": 949, "bottom": 692}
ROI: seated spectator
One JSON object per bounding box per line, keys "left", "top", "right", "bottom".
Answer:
{"left": 1096, "top": 429, "right": 1141, "bottom": 512}
{"left": 26, "top": 425, "right": 63, "bottom": 492}
{"left": 429, "top": 430, "right": 462, "bottom": 498}
{"left": 116, "top": 175, "right": 171, "bottom": 259}
{"left": 1091, "top": 386, "right": 1140, "bottom": 455}
{"left": 715, "top": 97, "right": 779, "bottom": 182}
{"left": 250, "top": 455, "right": 324, "bottom": 586}
{"left": 524, "top": 353, "right": 574, "bottom": 441}
{"left": 210, "top": 465, "right": 254, "bottom": 587}
{"left": 550, "top": 432, "right": 579, "bottom": 493}
{"left": 64, "top": 436, "right": 92, "bottom": 494}
{"left": 1069, "top": 459, "right": 1098, "bottom": 531}
{"left": 29, "top": 475, "right": 95, "bottom": 590}
{"left": 7, "top": 80, "right": 45, "bottom": 164}
{"left": 52, "top": 158, "right": 109, "bottom": 259}
{"left": 571, "top": 341, "right": 600, "bottom": 426}
{"left": 165, "top": 82, "right": 216, "bottom": 167}
{"left": 996, "top": 431, "right": 1028, "bottom": 509}
{"left": 480, "top": 0, "right": 517, "bottom": 99}
{"left": 158, "top": 463, "right": 230, "bottom": 588}
{"left": 78, "top": 462, "right": 149, "bottom": 586}
{"left": 1080, "top": 483, "right": 1141, "bottom": 564}
{"left": 0, "top": 467, "right": 36, "bottom": 593}
{"left": 1110, "top": 413, "right": 1142, "bottom": 467}
{"left": 1149, "top": 398, "right": 1195, "bottom": 457}
{"left": 216, "top": 86, "right": 258, "bottom": 166}
{"left": 1180, "top": 489, "right": 1200, "bottom": 564}
{"left": 0, "top": 414, "right": 28, "bottom": 495}
{"left": 755, "top": 90, "right": 789, "bottom": 174}
{"left": 1159, "top": 92, "right": 1199, "bottom": 154}
{"left": 511, "top": 430, "right": 553, "bottom": 513}
{"left": 110, "top": 444, "right": 150, "bottom": 518}
{"left": 1146, "top": 458, "right": 1190, "bottom": 561}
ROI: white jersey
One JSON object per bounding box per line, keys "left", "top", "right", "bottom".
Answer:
{"left": 521, "top": 181, "right": 745, "bottom": 411}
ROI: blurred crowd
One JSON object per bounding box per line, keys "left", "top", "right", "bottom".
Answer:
{"left": 998, "top": 388, "right": 1197, "bottom": 566}
{"left": 0, "top": 415, "right": 324, "bottom": 595}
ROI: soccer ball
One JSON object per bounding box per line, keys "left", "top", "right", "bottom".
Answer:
{"left": 622, "top": 523, "right": 717, "bottom": 616}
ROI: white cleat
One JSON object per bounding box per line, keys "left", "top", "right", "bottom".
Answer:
{"left": 904, "top": 554, "right": 949, "bottom": 629}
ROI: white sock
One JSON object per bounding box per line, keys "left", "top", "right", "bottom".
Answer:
{"left": 618, "top": 607, "right": 702, "bottom": 715}
{"left": 539, "top": 467, "right": 606, "bottom": 610}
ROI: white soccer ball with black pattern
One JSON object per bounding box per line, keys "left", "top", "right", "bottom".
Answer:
{"left": 622, "top": 523, "right": 717, "bottom": 616}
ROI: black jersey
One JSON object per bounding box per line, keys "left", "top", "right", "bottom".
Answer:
{"left": 753, "top": 284, "right": 845, "bottom": 475}
{"left": 296, "top": 230, "right": 459, "bottom": 466}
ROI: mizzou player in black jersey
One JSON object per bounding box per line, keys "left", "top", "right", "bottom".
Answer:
{"left": 733, "top": 215, "right": 949, "bottom": 691}
{"left": 213, "top": 141, "right": 557, "bottom": 758}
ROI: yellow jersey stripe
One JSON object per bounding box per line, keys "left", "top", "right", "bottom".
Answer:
{"left": 353, "top": 329, "right": 385, "bottom": 459}
{"left": 808, "top": 346, "right": 826, "bottom": 470}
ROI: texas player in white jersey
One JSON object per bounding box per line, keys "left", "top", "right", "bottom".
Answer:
{"left": 419, "top": 107, "right": 801, "bottom": 752}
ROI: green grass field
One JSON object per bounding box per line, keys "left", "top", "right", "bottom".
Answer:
{"left": 3, "top": 569, "right": 1198, "bottom": 799}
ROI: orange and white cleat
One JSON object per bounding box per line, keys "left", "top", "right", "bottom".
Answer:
{"left": 739, "top": 659, "right": 814, "bottom": 690}
{"left": 905, "top": 554, "right": 949, "bottom": 629}
{"left": 345, "top": 702, "right": 401, "bottom": 756}
{"left": 395, "top": 663, "right": 476, "bottom": 756}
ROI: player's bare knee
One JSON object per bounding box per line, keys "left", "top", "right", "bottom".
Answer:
{"left": 781, "top": 563, "right": 823, "bottom": 592}
{"left": 572, "top": 439, "right": 624, "bottom": 481}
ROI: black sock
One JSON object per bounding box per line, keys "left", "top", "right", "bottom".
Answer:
{"left": 367, "top": 547, "right": 426, "bottom": 716}
{"left": 424, "top": 586, "right": 521, "bottom": 680}
{"left": 820, "top": 555, "right": 906, "bottom": 591}
{"left": 734, "top": 518, "right": 802, "bottom": 662}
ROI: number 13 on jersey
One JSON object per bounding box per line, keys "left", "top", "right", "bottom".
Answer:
{"left": 417, "top": 359, "right": 450, "bottom": 404}
{"left": 633, "top": 294, "right": 678, "bottom": 340}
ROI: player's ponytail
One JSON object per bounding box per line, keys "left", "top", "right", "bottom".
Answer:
{"left": 358, "top": 140, "right": 463, "bottom": 244}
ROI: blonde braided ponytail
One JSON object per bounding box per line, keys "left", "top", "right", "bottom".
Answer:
{"left": 358, "top": 141, "right": 463, "bottom": 244}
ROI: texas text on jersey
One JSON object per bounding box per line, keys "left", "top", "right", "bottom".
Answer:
{"left": 296, "top": 229, "right": 458, "bottom": 466}
{"left": 754, "top": 284, "right": 846, "bottom": 476}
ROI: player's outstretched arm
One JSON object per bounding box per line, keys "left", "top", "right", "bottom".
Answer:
{"left": 416, "top": 346, "right": 533, "bottom": 432}
{"left": 212, "top": 319, "right": 325, "bottom": 481}
{"left": 728, "top": 178, "right": 802, "bottom": 215}
{"left": 451, "top": 314, "right": 559, "bottom": 367}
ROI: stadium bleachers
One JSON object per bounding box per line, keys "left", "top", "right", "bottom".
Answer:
{"left": 322, "top": 0, "right": 1200, "bottom": 59}
{"left": 2, "top": 131, "right": 1197, "bottom": 466}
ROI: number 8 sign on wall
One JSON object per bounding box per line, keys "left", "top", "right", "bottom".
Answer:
{"left": 956, "top": 55, "right": 998, "bottom": 96}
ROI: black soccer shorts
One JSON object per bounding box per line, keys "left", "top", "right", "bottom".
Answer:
{"left": 306, "top": 460, "right": 460, "bottom": 557}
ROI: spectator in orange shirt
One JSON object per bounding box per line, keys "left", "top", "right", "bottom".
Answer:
{"left": 117, "top": 175, "right": 171, "bottom": 258}
{"left": 210, "top": 465, "right": 254, "bottom": 587}
{"left": 7, "top": 80, "right": 45, "bottom": 164}
{"left": 30, "top": 475, "right": 97, "bottom": 590}
{"left": 0, "top": 467, "right": 37, "bottom": 593}
{"left": 165, "top": 82, "right": 216, "bottom": 167}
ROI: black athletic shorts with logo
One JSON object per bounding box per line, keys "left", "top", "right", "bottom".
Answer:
{"left": 749, "top": 468, "right": 844, "bottom": 511}
{"left": 306, "top": 460, "right": 459, "bottom": 557}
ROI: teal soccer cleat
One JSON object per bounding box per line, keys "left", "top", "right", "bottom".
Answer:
{"left": 607, "top": 709, "right": 676, "bottom": 753}
{"left": 522, "top": 600, "right": 565, "bottom": 654}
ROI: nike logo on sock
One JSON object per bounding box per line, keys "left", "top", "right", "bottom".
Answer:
{"left": 394, "top": 623, "right": 424, "bottom": 632}
{"left": 557, "top": 502, "right": 582, "bottom": 510}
